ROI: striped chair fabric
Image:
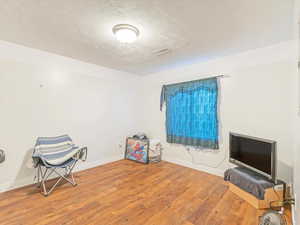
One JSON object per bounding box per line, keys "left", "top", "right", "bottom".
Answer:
{"left": 33, "top": 135, "right": 81, "bottom": 166}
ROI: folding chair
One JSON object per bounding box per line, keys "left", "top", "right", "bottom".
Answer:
{"left": 32, "top": 135, "right": 87, "bottom": 196}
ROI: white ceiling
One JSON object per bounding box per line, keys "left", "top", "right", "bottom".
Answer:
{"left": 0, "top": 0, "right": 294, "bottom": 75}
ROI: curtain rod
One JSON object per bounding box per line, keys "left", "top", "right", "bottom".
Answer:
{"left": 164, "top": 74, "right": 228, "bottom": 87}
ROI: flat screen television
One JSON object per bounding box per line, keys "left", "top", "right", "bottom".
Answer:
{"left": 229, "top": 132, "right": 277, "bottom": 182}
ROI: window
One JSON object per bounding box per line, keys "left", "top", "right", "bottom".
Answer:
{"left": 160, "top": 78, "right": 219, "bottom": 149}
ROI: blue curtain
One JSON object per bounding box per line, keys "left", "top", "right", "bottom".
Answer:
{"left": 160, "top": 78, "right": 219, "bottom": 149}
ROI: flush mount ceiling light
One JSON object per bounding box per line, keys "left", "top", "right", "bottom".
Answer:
{"left": 112, "top": 24, "right": 139, "bottom": 43}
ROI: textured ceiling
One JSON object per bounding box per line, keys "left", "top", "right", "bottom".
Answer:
{"left": 0, "top": 0, "right": 294, "bottom": 75}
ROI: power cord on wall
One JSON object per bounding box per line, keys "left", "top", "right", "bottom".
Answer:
{"left": 185, "top": 147, "right": 227, "bottom": 169}
{"left": 270, "top": 184, "right": 295, "bottom": 210}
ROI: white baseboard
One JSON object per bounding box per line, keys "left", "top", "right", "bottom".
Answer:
{"left": 0, "top": 155, "right": 122, "bottom": 193}
{"left": 74, "top": 155, "right": 122, "bottom": 172}
{"left": 165, "top": 157, "right": 225, "bottom": 177}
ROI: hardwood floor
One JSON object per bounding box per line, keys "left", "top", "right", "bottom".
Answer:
{"left": 0, "top": 160, "right": 292, "bottom": 225}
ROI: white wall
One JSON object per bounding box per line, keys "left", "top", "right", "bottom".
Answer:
{"left": 140, "top": 41, "right": 297, "bottom": 183}
{"left": 294, "top": 70, "right": 300, "bottom": 224}
{"left": 0, "top": 41, "right": 142, "bottom": 192}
{"left": 293, "top": 0, "right": 300, "bottom": 223}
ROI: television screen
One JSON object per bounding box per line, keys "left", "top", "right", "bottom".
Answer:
{"left": 229, "top": 133, "right": 276, "bottom": 179}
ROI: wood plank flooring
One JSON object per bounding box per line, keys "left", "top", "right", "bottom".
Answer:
{"left": 0, "top": 160, "right": 292, "bottom": 225}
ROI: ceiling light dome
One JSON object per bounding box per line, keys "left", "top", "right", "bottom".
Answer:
{"left": 112, "top": 24, "right": 139, "bottom": 43}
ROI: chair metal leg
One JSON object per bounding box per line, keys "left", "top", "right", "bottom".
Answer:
{"left": 65, "top": 167, "right": 76, "bottom": 186}
{"left": 70, "top": 171, "right": 76, "bottom": 186}
{"left": 37, "top": 160, "right": 79, "bottom": 196}
{"left": 41, "top": 169, "right": 48, "bottom": 196}
{"left": 52, "top": 167, "right": 76, "bottom": 186}
{"left": 34, "top": 165, "right": 41, "bottom": 188}
{"left": 37, "top": 166, "right": 41, "bottom": 187}
{"left": 46, "top": 176, "right": 63, "bottom": 196}
{"left": 68, "top": 161, "right": 77, "bottom": 186}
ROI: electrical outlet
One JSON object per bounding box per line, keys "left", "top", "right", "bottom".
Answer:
{"left": 274, "top": 185, "right": 283, "bottom": 191}
{"left": 0, "top": 149, "right": 5, "bottom": 163}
